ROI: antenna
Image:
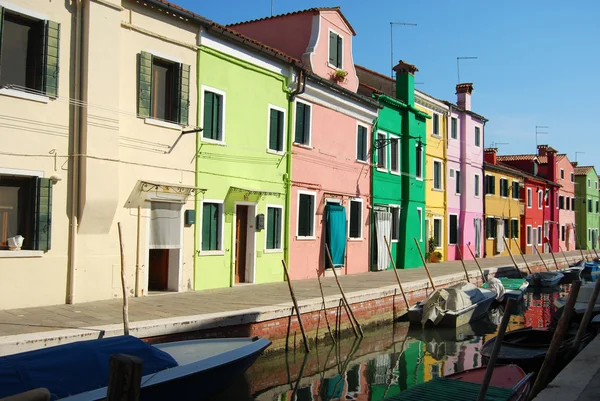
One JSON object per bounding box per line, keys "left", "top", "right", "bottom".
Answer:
{"left": 270, "top": 0, "right": 273, "bottom": 16}
{"left": 575, "top": 151, "right": 585, "bottom": 163}
{"left": 390, "top": 22, "right": 417, "bottom": 78}
{"left": 457, "top": 56, "right": 477, "bottom": 83}
{"left": 490, "top": 141, "right": 509, "bottom": 149}
{"left": 535, "top": 125, "right": 549, "bottom": 147}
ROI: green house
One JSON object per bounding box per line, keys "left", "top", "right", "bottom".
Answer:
{"left": 574, "top": 165, "right": 600, "bottom": 250}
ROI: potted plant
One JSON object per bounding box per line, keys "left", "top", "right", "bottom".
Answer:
{"left": 331, "top": 69, "right": 347, "bottom": 83}
{"left": 428, "top": 238, "right": 439, "bottom": 262}
{"left": 434, "top": 251, "right": 443, "bottom": 263}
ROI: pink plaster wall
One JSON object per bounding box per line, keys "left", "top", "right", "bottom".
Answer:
{"left": 557, "top": 157, "right": 576, "bottom": 251}
{"left": 227, "top": 13, "right": 314, "bottom": 61}
{"left": 289, "top": 99, "right": 371, "bottom": 280}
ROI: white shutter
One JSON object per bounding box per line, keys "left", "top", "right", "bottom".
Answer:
{"left": 149, "top": 202, "right": 182, "bottom": 249}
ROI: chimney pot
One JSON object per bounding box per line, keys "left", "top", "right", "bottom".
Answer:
{"left": 484, "top": 148, "right": 497, "bottom": 164}
{"left": 456, "top": 83, "right": 473, "bottom": 111}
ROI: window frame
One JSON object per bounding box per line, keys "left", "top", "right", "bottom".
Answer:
{"left": 356, "top": 123, "right": 369, "bottom": 163}
{"left": 296, "top": 190, "right": 317, "bottom": 240}
{"left": 455, "top": 170, "right": 461, "bottom": 195}
{"left": 560, "top": 168, "right": 564, "bottom": 180}
{"left": 512, "top": 180, "right": 520, "bottom": 200}
{"left": 526, "top": 225, "right": 532, "bottom": 246}
{"left": 200, "top": 85, "right": 226, "bottom": 145}
{"left": 499, "top": 177, "right": 509, "bottom": 198}
{"left": 474, "top": 126, "right": 481, "bottom": 147}
{"left": 417, "top": 207, "right": 423, "bottom": 242}
{"left": 511, "top": 218, "right": 519, "bottom": 239}
{"left": 474, "top": 174, "right": 480, "bottom": 198}
{"left": 390, "top": 205, "right": 400, "bottom": 242}
{"left": 450, "top": 117, "right": 458, "bottom": 140}
{"left": 537, "top": 225, "right": 542, "bottom": 245}
{"left": 327, "top": 28, "right": 344, "bottom": 70}
{"left": 432, "top": 159, "right": 443, "bottom": 190}
{"left": 561, "top": 225, "right": 565, "bottom": 242}
{"left": 538, "top": 190, "right": 543, "bottom": 209}
{"left": 348, "top": 198, "right": 363, "bottom": 241}
{"left": 448, "top": 213, "right": 459, "bottom": 245}
{"left": 527, "top": 188, "right": 532, "bottom": 208}
{"left": 293, "top": 99, "right": 312, "bottom": 148}
{"left": 266, "top": 104, "right": 287, "bottom": 155}
{"left": 199, "top": 199, "right": 225, "bottom": 255}
{"left": 376, "top": 132, "right": 387, "bottom": 172}
{"left": 485, "top": 217, "right": 497, "bottom": 240}
{"left": 433, "top": 217, "right": 443, "bottom": 249}
{"left": 389, "top": 134, "right": 400, "bottom": 175}
{"left": 415, "top": 143, "right": 423, "bottom": 181}
{"left": 432, "top": 113, "right": 440, "bottom": 137}
{"left": 264, "top": 204, "right": 284, "bottom": 253}
{"left": 571, "top": 172, "right": 575, "bottom": 183}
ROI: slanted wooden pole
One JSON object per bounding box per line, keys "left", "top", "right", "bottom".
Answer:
{"left": 3, "top": 388, "right": 51, "bottom": 401}
{"left": 106, "top": 354, "right": 143, "bottom": 401}
{"left": 528, "top": 280, "right": 582, "bottom": 400}
{"left": 503, "top": 237, "right": 522, "bottom": 276}
{"left": 117, "top": 222, "right": 129, "bottom": 336}
{"left": 559, "top": 245, "right": 570, "bottom": 266}
{"left": 414, "top": 237, "right": 436, "bottom": 291}
{"left": 477, "top": 298, "right": 514, "bottom": 401}
{"left": 513, "top": 237, "right": 533, "bottom": 275}
{"left": 384, "top": 236, "right": 410, "bottom": 309}
{"left": 593, "top": 246, "right": 599, "bottom": 259}
{"left": 455, "top": 243, "right": 470, "bottom": 283}
{"left": 533, "top": 243, "right": 550, "bottom": 272}
{"left": 573, "top": 272, "right": 600, "bottom": 352}
{"left": 325, "top": 245, "right": 363, "bottom": 337}
{"left": 547, "top": 242, "right": 560, "bottom": 271}
{"left": 467, "top": 243, "right": 486, "bottom": 283}
{"left": 282, "top": 260, "right": 310, "bottom": 353}
{"left": 315, "top": 269, "right": 336, "bottom": 344}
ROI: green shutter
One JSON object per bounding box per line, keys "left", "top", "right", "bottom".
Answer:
{"left": 212, "top": 93, "right": 221, "bottom": 140}
{"left": 303, "top": 104, "right": 311, "bottom": 144}
{"left": 34, "top": 178, "right": 52, "bottom": 251}
{"left": 178, "top": 63, "right": 190, "bottom": 126}
{"left": 138, "top": 51, "right": 153, "bottom": 118}
{"left": 267, "top": 208, "right": 279, "bottom": 249}
{"left": 491, "top": 176, "right": 496, "bottom": 194}
{"left": 203, "top": 92, "right": 213, "bottom": 139}
{"left": 275, "top": 208, "right": 281, "bottom": 248}
{"left": 329, "top": 32, "right": 336, "bottom": 65}
{"left": 202, "top": 203, "right": 219, "bottom": 251}
{"left": 295, "top": 103, "right": 305, "bottom": 144}
{"left": 269, "top": 109, "right": 282, "bottom": 151}
{"left": 277, "top": 109, "right": 284, "bottom": 151}
{"left": 43, "top": 20, "right": 60, "bottom": 98}
{"left": 504, "top": 219, "right": 510, "bottom": 238}
{"left": 336, "top": 36, "right": 343, "bottom": 68}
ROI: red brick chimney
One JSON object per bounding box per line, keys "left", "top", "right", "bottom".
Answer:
{"left": 484, "top": 148, "right": 497, "bottom": 164}
{"left": 547, "top": 146, "right": 557, "bottom": 183}
{"left": 537, "top": 144, "right": 548, "bottom": 156}
{"left": 572, "top": 162, "right": 578, "bottom": 167}
{"left": 456, "top": 83, "right": 473, "bottom": 111}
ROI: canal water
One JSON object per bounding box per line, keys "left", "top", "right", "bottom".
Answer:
{"left": 209, "top": 284, "right": 573, "bottom": 401}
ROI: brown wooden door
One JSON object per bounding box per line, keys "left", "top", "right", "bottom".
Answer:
{"left": 149, "top": 249, "right": 169, "bottom": 291}
{"left": 235, "top": 205, "right": 248, "bottom": 283}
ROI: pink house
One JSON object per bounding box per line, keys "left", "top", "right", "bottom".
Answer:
{"left": 229, "top": 8, "right": 379, "bottom": 279}
{"left": 445, "top": 84, "right": 487, "bottom": 260}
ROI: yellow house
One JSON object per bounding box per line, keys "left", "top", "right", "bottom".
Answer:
{"left": 416, "top": 91, "right": 449, "bottom": 261}
{"left": 483, "top": 149, "right": 524, "bottom": 258}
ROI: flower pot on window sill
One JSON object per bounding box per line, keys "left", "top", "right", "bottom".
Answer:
{"left": 7, "top": 235, "right": 24, "bottom": 251}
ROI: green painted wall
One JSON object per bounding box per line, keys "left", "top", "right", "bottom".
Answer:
{"left": 574, "top": 169, "right": 600, "bottom": 250}
{"left": 194, "top": 46, "right": 291, "bottom": 290}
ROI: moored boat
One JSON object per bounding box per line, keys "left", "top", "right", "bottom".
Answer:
{"left": 526, "top": 271, "right": 563, "bottom": 287}
{"left": 483, "top": 278, "right": 529, "bottom": 301}
{"left": 554, "top": 281, "right": 600, "bottom": 317}
{"left": 582, "top": 261, "right": 600, "bottom": 274}
{"left": 408, "top": 282, "right": 496, "bottom": 328}
{"left": 0, "top": 335, "right": 271, "bottom": 401}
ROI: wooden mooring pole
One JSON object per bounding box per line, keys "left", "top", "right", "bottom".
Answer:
{"left": 528, "top": 280, "right": 582, "bottom": 400}
{"left": 414, "top": 238, "right": 436, "bottom": 291}
{"left": 467, "top": 242, "right": 486, "bottom": 283}
{"left": 282, "top": 260, "right": 310, "bottom": 353}
{"left": 455, "top": 244, "right": 471, "bottom": 283}
{"left": 117, "top": 222, "right": 129, "bottom": 336}
{"left": 532, "top": 243, "right": 550, "bottom": 272}
{"left": 547, "top": 242, "right": 560, "bottom": 271}
{"left": 384, "top": 236, "right": 410, "bottom": 309}
{"left": 503, "top": 237, "right": 522, "bottom": 277}
{"left": 572, "top": 271, "right": 600, "bottom": 353}
{"left": 559, "top": 245, "right": 570, "bottom": 266}
{"left": 513, "top": 237, "right": 533, "bottom": 275}
{"left": 106, "top": 354, "right": 143, "bottom": 401}
{"left": 315, "top": 269, "right": 336, "bottom": 344}
{"left": 325, "top": 245, "right": 364, "bottom": 337}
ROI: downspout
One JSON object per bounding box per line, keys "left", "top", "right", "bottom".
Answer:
{"left": 195, "top": 28, "right": 204, "bottom": 289}
{"left": 67, "top": 0, "right": 83, "bottom": 304}
{"left": 285, "top": 68, "right": 305, "bottom": 273}
{"left": 446, "top": 105, "right": 452, "bottom": 260}
{"left": 482, "top": 119, "right": 487, "bottom": 258}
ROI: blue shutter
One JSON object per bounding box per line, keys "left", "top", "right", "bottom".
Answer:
{"left": 34, "top": 178, "right": 52, "bottom": 251}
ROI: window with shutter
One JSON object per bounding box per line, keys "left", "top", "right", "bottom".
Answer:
{"left": 451, "top": 117, "right": 458, "bottom": 139}
{"left": 328, "top": 31, "right": 342, "bottom": 68}
{"left": 432, "top": 114, "right": 439, "bottom": 136}
{"left": 0, "top": 10, "right": 60, "bottom": 97}
{"left": 504, "top": 218, "right": 509, "bottom": 239}
{"left": 268, "top": 107, "right": 285, "bottom": 153}
{"left": 526, "top": 226, "right": 532, "bottom": 245}
{"left": 433, "top": 160, "right": 442, "bottom": 189}
{"left": 202, "top": 89, "right": 224, "bottom": 141}
{"left": 266, "top": 207, "right": 282, "bottom": 250}
{"left": 433, "top": 218, "right": 442, "bottom": 248}
{"left": 455, "top": 171, "right": 461, "bottom": 194}
{"left": 376, "top": 133, "right": 386, "bottom": 169}
{"left": 449, "top": 215, "right": 458, "bottom": 245}
{"left": 391, "top": 207, "right": 400, "bottom": 241}
{"left": 297, "top": 193, "right": 315, "bottom": 237}
{"left": 201, "top": 202, "right": 222, "bottom": 251}
{"left": 512, "top": 181, "right": 520, "bottom": 199}
{"left": 356, "top": 125, "right": 368, "bottom": 162}
{"left": 474, "top": 174, "right": 480, "bottom": 197}
{"left": 138, "top": 51, "right": 152, "bottom": 118}
{"left": 416, "top": 145, "right": 423, "bottom": 179}
{"left": 178, "top": 64, "right": 190, "bottom": 126}
{"left": 349, "top": 200, "right": 362, "bottom": 239}
{"left": 390, "top": 138, "right": 399, "bottom": 173}
{"left": 511, "top": 219, "right": 519, "bottom": 239}
{"left": 475, "top": 127, "right": 481, "bottom": 147}
{"left": 294, "top": 101, "right": 311, "bottom": 145}
{"left": 486, "top": 218, "right": 496, "bottom": 239}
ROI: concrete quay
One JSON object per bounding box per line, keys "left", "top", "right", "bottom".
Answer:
{"left": 0, "top": 251, "right": 588, "bottom": 356}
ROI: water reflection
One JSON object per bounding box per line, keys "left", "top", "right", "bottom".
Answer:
{"left": 209, "top": 287, "right": 565, "bottom": 401}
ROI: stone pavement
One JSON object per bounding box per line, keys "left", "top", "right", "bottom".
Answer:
{"left": 0, "top": 251, "right": 587, "bottom": 355}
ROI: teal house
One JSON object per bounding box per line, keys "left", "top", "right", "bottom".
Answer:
{"left": 358, "top": 61, "right": 429, "bottom": 270}
{"left": 574, "top": 165, "right": 600, "bottom": 250}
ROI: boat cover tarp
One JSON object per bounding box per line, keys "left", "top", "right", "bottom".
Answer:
{"left": 421, "top": 282, "right": 486, "bottom": 326}
{"left": 325, "top": 204, "right": 346, "bottom": 267}
{"left": 485, "top": 277, "right": 506, "bottom": 301}
{"left": 383, "top": 377, "right": 514, "bottom": 401}
{"left": 0, "top": 335, "right": 178, "bottom": 400}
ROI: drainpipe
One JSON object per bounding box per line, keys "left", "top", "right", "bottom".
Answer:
{"left": 482, "top": 119, "right": 487, "bottom": 257}
{"left": 66, "top": 0, "right": 83, "bottom": 304}
{"left": 284, "top": 68, "right": 305, "bottom": 274}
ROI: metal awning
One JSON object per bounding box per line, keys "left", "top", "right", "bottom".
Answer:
{"left": 229, "top": 186, "right": 282, "bottom": 198}
{"left": 140, "top": 180, "right": 207, "bottom": 196}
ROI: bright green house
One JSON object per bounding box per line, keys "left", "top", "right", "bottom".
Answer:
{"left": 357, "top": 61, "right": 429, "bottom": 270}
{"left": 574, "top": 165, "right": 600, "bottom": 250}
{"left": 194, "top": 30, "right": 298, "bottom": 289}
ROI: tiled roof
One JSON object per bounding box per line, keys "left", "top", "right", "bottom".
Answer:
{"left": 575, "top": 166, "right": 595, "bottom": 176}
{"left": 497, "top": 154, "right": 565, "bottom": 164}
{"left": 226, "top": 7, "right": 357, "bottom": 36}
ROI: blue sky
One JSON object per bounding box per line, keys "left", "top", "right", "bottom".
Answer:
{"left": 177, "top": 0, "right": 599, "bottom": 170}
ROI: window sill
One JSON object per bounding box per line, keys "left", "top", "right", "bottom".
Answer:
{"left": 0, "top": 250, "right": 44, "bottom": 258}
{"left": 348, "top": 237, "right": 363, "bottom": 242}
{"left": 198, "top": 250, "right": 225, "bottom": 256}
{"left": 416, "top": 177, "right": 423, "bottom": 181}
{"left": 377, "top": 168, "right": 388, "bottom": 173}
{"left": 327, "top": 63, "right": 343, "bottom": 71}
{"left": 144, "top": 118, "right": 181, "bottom": 130}
{"left": 296, "top": 236, "right": 316, "bottom": 241}
{"left": 431, "top": 134, "right": 442, "bottom": 139}
{"left": 391, "top": 239, "right": 399, "bottom": 243}
{"left": 432, "top": 188, "right": 444, "bottom": 192}
{"left": 390, "top": 170, "right": 401, "bottom": 176}
{"left": 263, "top": 249, "right": 283, "bottom": 254}
{"left": 0, "top": 88, "right": 49, "bottom": 103}
{"left": 201, "top": 138, "right": 226, "bottom": 146}
{"left": 267, "top": 149, "right": 286, "bottom": 156}
{"left": 293, "top": 143, "right": 313, "bottom": 150}
{"left": 356, "top": 159, "right": 369, "bottom": 165}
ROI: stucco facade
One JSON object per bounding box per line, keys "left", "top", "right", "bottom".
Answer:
{"left": 555, "top": 153, "right": 576, "bottom": 251}
{"left": 574, "top": 166, "right": 600, "bottom": 250}
{"left": 0, "top": 0, "right": 201, "bottom": 309}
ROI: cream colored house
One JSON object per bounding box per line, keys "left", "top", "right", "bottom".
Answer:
{"left": 0, "top": 0, "right": 200, "bottom": 309}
